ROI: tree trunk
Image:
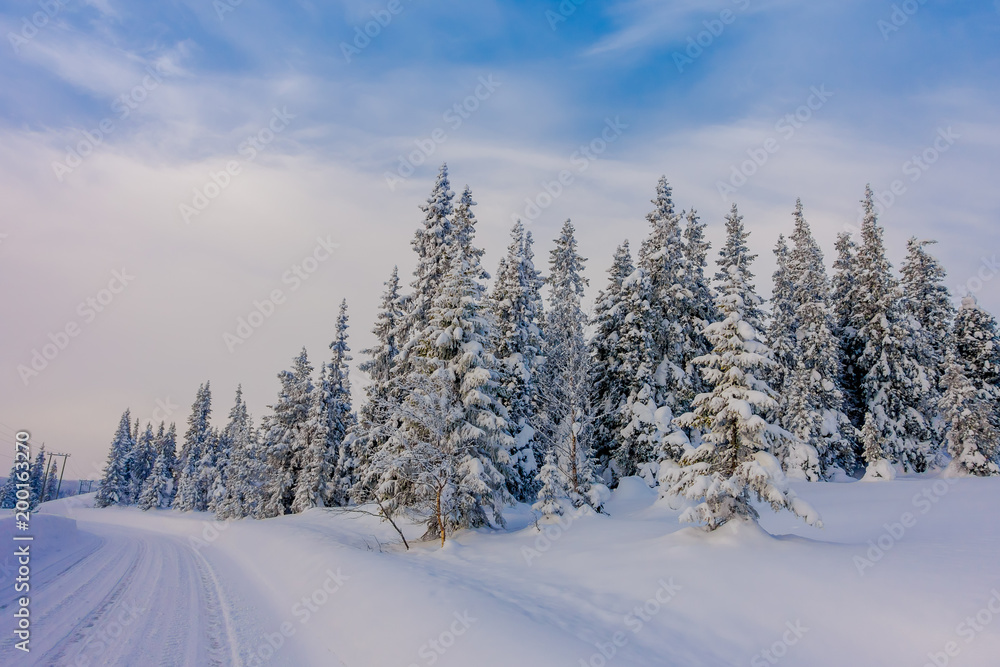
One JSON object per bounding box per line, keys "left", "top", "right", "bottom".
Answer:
{"left": 436, "top": 484, "right": 446, "bottom": 548}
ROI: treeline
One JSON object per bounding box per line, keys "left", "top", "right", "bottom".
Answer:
{"left": 0, "top": 445, "right": 60, "bottom": 509}
{"left": 93, "top": 166, "right": 1000, "bottom": 537}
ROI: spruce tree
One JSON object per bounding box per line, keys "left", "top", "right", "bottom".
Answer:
{"left": 611, "top": 262, "right": 664, "bottom": 482}
{"left": 214, "top": 397, "right": 266, "bottom": 520}
{"left": 678, "top": 208, "right": 717, "bottom": 409}
{"left": 127, "top": 424, "right": 157, "bottom": 505}
{"left": 769, "top": 234, "right": 795, "bottom": 392}
{"left": 901, "top": 238, "right": 954, "bottom": 440}
{"left": 490, "top": 221, "right": 545, "bottom": 501}
{"left": 206, "top": 387, "right": 249, "bottom": 514}
{"left": 777, "top": 201, "right": 857, "bottom": 477}
{"left": 138, "top": 425, "right": 178, "bottom": 511}
{"left": 532, "top": 450, "right": 568, "bottom": 518}
{"left": 637, "top": 177, "right": 690, "bottom": 412}
{"left": 538, "top": 220, "right": 606, "bottom": 510}
{"left": 327, "top": 300, "right": 357, "bottom": 506}
{"left": 398, "top": 163, "right": 455, "bottom": 357}
{"left": 953, "top": 295, "right": 1000, "bottom": 431}
{"left": 939, "top": 359, "right": 999, "bottom": 476}
{"left": 368, "top": 238, "right": 512, "bottom": 543}
{"left": 0, "top": 462, "right": 20, "bottom": 508}
{"left": 292, "top": 365, "right": 335, "bottom": 512}
{"left": 661, "top": 206, "right": 822, "bottom": 531}
{"left": 261, "top": 349, "right": 314, "bottom": 517}
{"left": 29, "top": 447, "right": 47, "bottom": 508}
{"left": 173, "top": 382, "right": 213, "bottom": 511}
{"left": 42, "top": 460, "right": 59, "bottom": 502}
{"left": 831, "top": 231, "right": 866, "bottom": 437}
{"left": 590, "top": 241, "right": 635, "bottom": 479}
{"left": 96, "top": 410, "right": 135, "bottom": 508}
{"left": 855, "top": 186, "right": 935, "bottom": 473}
{"left": 354, "top": 266, "right": 406, "bottom": 487}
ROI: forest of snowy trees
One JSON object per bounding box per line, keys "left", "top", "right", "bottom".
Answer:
{"left": 78, "top": 165, "right": 1000, "bottom": 540}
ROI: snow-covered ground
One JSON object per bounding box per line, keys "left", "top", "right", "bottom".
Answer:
{"left": 3, "top": 475, "right": 1000, "bottom": 666}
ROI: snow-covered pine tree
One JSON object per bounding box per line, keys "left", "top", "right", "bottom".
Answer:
{"left": 173, "top": 382, "right": 213, "bottom": 511}
{"left": 660, "top": 205, "right": 822, "bottom": 531}
{"left": 96, "top": 410, "right": 135, "bottom": 508}
{"left": 939, "top": 358, "right": 999, "bottom": 476}
{"left": 490, "top": 220, "right": 546, "bottom": 501}
{"left": 678, "top": 208, "right": 717, "bottom": 409}
{"left": 367, "top": 236, "right": 513, "bottom": 543}
{"left": 160, "top": 422, "right": 178, "bottom": 484}
{"left": 715, "top": 204, "right": 765, "bottom": 333}
{"left": 637, "top": 177, "right": 690, "bottom": 413}
{"left": 397, "top": 164, "right": 455, "bottom": 360}
{"left": 953, "top": 295, "right": 1000, "bottom": 432}
{"left": 769, "top": 234, "right": 796, "bottom": 393}
{"left": 590, "top": 241, "right": 635, "bottom": 479}
{"left": 778, "top": 201, "right": 857, "bottom": 477}
{"left": 0, "top": 461, "right": 20, "bottom": 508}
{"left": 451, "top": 186, "right": 488, "bottom": 280}
{"left": 357, "top": 167, "right": 455, "bottom": 499}
{"left": 214, "top": 395, "right": 265, "bottom": 520}
{"left": 261, "top": 349, "right": 315, "bottom": 517}
{"left": 901, "top": 238, "right": 954, "bottom": 441}
{"left": 532, "top": 449, "right": 568, "bottom": 518}
{"left": 206, "top": 387, "right": 248, "bottom": 514}
{"left": 831, "top": 231, "right": 866, "bottom": 436}
{"left": 855, "top": 186, "right": 935, "bottom": 474}
{"left": 611, "top": 262, "right": 664, "bottom": 482}
{"left": 292, "top": 364, "right": 334, "bottom": 513}
{"left": 28, "top": 447, "right": 47, "bottom": 509}
{"left": 191, "top": 428, "right": 221, "bottom": 512}
{"left": 328, "top": 299, "right": 357, "bottom": 507}
{"left": 354, "top": 266, "right": 406, "bottom": 490}
{"left": 538, "top": 220, "right": 607, "bottom": 510}
{"left": 41, "top": 460, "right": 58, "bottom": 502}
{"left": 127, "top": 423, "right": 157, "bottom": 504}
{"left": 138, "top": 423, "right": 177, "bottom": 511}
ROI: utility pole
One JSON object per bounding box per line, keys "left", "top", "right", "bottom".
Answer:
{"left": 38, "top": 451, "right": 71, "bottom": 502}
{"left": 53, "top": 453, "right": 70, "bottom": 500}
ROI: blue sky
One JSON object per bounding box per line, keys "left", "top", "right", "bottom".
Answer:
{"left": 2, "top": 0, "right": 999, "bottom": 473}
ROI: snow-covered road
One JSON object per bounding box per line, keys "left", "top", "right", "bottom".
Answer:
{"left": 0, "top": 512, "right": 312, "bottom": 667}
{"left": 4, "top": 476, "right": 1000, "bottom": 666}
{"left": 4, "top": 522, "right": 238, "bottom": 666}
